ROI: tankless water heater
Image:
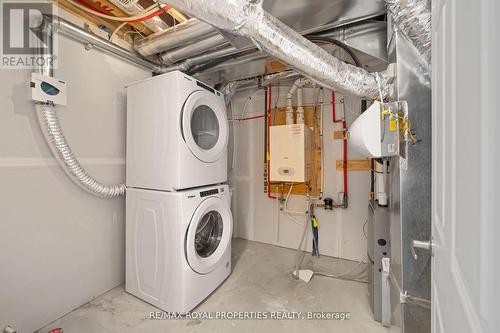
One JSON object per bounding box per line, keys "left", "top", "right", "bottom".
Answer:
{"left": 269, "top": 124, "right": 313, "bottom": 183}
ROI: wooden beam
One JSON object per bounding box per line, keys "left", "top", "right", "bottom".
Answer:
{"left": 138, "top": 0, "right": 187, "bottom": 23}
{"left": 56, "top": 0, "right": 153, "bottom": 36}
{"left": 166, "top": 8, "right": 188, "bottom": 22}
{"left": 265, "top": 59, "right": 288, "bottom": 74}
{"left": 57, "top": 0, "right": 120, "bottom": 31}
{"left": 336, "top": 160, "right": 371, "bottom": 171}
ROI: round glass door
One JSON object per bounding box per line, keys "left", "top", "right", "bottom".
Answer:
{"left": 191, "top": 105, "right": 220, "bottom": 151}
{"left": 182, "top": 90, "right": 229, "bottom": 163}
{"left": 186, "top": 197, "right": 232, "bottom": 274}
{"left": 194, "top": 210, "right": 223, "bottom": 258}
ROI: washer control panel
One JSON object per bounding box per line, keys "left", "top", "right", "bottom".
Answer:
{"left": 200, "top": 188, "right": 219, "bottom": 197}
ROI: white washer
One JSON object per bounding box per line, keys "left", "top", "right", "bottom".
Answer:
{"left": 126, "top": 184, "right": 232, "bottom": 313}
{"left": 126, "top": 71, "right": 228, "bottom": 191}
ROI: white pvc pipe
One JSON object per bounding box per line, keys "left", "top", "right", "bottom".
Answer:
{"left": 296, "top": 86, "right": 304, "bottom": 124}
{"left": 286, "top": 78, "right": 310, "bottom": 125}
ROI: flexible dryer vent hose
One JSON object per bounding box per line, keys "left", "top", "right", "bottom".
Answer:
{"left": 36, "top": 103, "right": 126, "bottom": 198}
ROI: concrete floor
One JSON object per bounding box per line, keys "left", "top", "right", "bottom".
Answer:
{"left": 40, "top": 239, "right": 391, "bottom": 333}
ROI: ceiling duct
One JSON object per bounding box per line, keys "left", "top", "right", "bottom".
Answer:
{"left": 161, "top": 45, "right": 241, "bottom": 73}
{"left": 159, "top": 0, "right": 392, "bottom": 100}
{"left": 158, "top": 34, "right": 229, "bottom": 65}
{"left": 134, "top": 18, "right": 217, "bottom": 57}
{"left": 386, "top": 0, "right": 431, "bottom": 64}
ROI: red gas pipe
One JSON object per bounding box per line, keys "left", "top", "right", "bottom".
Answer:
{"left": 331, "top": 91, "right": 348, "bottom": 203}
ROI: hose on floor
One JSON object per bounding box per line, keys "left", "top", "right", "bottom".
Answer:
{"left": 292, "top": 205, "right": 368, "bottom": 283}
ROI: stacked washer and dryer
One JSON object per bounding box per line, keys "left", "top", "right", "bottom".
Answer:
{"left": 125, "top": 71, "right": 233, "bottom": 313}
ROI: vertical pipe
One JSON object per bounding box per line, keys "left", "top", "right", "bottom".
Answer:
{"left": 342, "top": 119, "right": 348, "bottom": 207}
{"left": 297, "top": 86, "right": 304, "bottom": 124}
{"left": 267, "top": 84, "right": 276, "bottom": 199}
{"left": 370, "top": 159, "right": 375, "bottom": 198}
{"left": 264, "top": 87, "right": 268, "bottom": 164}
{"left": 319, "top": 87, "right": 324, "bottom": 199}
{"left": 331, "top": 91, "right": 348, "bottom": 207}
{"left": 36, "top": 16, "right": 54, "bottom": 77}
{"left": 332, "top": 91, "right": 336, "bottom": 122}
{"left": 264, "top": 86, "right": 268, "bottom": 194}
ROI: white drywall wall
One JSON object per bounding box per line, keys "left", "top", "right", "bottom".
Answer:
{"left": 229, "top": 87, "right": 369, "bottom": 261}
{"left": 0, "top": 22, "right": 150, "bottom": 333}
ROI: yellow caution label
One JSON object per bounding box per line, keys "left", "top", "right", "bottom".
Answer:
{"left": 389, "top": 119, "right": 397, "bottom": 131}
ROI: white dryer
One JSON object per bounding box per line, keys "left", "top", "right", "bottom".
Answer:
{"left": 126, "top": 184, "right": 232, "bottom": 313}
{"left": 126, "top": 71, "right": 228, "bottom": 191}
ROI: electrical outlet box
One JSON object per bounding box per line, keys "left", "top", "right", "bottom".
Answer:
{"left": 270, "top": 124, "right": 313, "bottom": 183}
{"left": 31, "top": 73, "right": 67, "bottom": 105}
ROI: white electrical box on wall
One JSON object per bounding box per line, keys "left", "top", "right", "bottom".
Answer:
{"left": 270, "top": 124, "right": 313, "bottom": 183}
{"left": 31, "top": 73, "right": 67, "bottom": 106}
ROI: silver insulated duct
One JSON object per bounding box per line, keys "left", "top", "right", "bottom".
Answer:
{"left": 160, "top": 0, "right": 392, "bottom": 100}
{"left": 386, "top": 0, "right": 431, "bottom": 64}
{"left": 34, "top": 16, "right": 125, "bottom": 198}
{"left": 134, "top": 18, "right": 217, "bottom": 57}
{"left": 36, "top": 104, "right": 126, "bottom": 198}
{"left": 158, "top": 34, "right": 228, "bottom": 65}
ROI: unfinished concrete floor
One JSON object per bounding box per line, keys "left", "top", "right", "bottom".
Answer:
{"left": 40, "top": 239, "right": 391, "bottom": 333}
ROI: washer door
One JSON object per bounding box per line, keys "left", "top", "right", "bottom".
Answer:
{"left": 182, "top": 90, "right": 228, "bottom": 163}
{"left": 186, "top": 197, "right": 232, "bottom": 274}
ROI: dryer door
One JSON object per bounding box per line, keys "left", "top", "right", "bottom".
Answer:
{"left": 185, "top": 196, "right": 232, "bottom": 274}
{"left": 182, "top": 90, "right": 229, "bottom": 163}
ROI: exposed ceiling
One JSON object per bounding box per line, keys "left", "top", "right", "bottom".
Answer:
{"left": 56, "top": 0, "right": 389, "bottom": 84}
{"left": 57, "top": 0, "right": 386, "bottom": 43}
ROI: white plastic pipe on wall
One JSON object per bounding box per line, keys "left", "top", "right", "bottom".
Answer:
{"left": 159, "top": 0, "right": 393, "bottom": 100}
{"left": 286, "top": 78, "right": 310, "bottom": 125}
{"left": 296, "top": 87, "right": 303, "bottom": 124}
{"left": 296, "top": 80, "right": 312, "bottom": 124}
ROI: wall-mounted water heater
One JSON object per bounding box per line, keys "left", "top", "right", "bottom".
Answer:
{"left": 270, "top": 124, "right": 313, "bottom": 183}
{"left": 348, "top": 101, "right": 400, "bottom": 158}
